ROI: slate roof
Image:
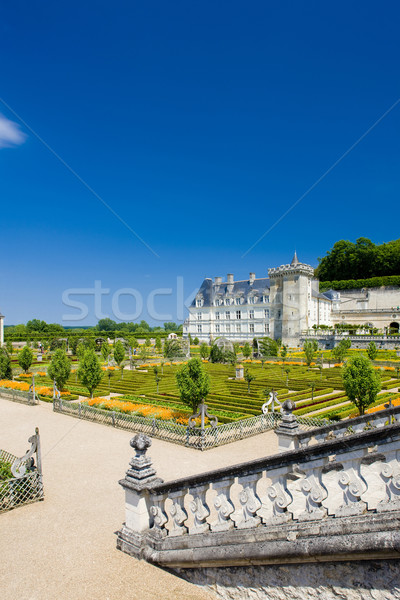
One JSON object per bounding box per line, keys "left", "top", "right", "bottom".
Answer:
{"left": 192, "top": 277, "right": 270, "bottom": 307}
{"left": 312, "top": 289, "right": 331, "bottom": 301}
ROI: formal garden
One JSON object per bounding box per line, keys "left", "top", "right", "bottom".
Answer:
{"left": 1, "top": 335, "right": 400, "bottom": 427}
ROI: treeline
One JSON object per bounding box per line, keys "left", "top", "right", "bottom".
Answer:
{"left": 315, "top": 237, "right": 400, "bottom": 282}
{"left": 319, "top": 274, "right": 400, "bottom": 292}
{"left": 5, "top": 318, "right": 183, "bottom": 342}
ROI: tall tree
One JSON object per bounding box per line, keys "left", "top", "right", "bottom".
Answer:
{"left": 176, "top": 358, "right": 210, "bottom": 412}
{"left": 342, "top": 355, "right": 381, "bottom": 415}
{"left": 48, "top": 349, "right": 71, "bottom": 390}
{"left": 303, "top": 340, "right": 318, "bottom": 367}
{"left": 18, "top": 346, "right": 33, "bottom": 373}
{"left": 113, "top": 340, "right": 125, "bottom": 367}
{"left": 366, "top": 341, "right": 378, "bottom": 361}
{"left": 78, "top": 349, "right": 102, "bottom": 398}
{"left": 0, "top": 348, "right": 12, "bottom": 379}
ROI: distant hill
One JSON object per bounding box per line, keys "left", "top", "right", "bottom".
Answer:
{"left": 315, "top": 237, "right": 400, "bottom": 282}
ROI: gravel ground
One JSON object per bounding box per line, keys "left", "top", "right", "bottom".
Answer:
{"left": 0, "top": 398, "right": 279, "bottom": 600}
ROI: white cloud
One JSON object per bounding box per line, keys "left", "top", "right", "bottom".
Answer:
{"left": 0, "top": 114, "right": 26, "bottom": 148}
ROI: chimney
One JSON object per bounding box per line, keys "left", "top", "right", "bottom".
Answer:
{"left": 214, "top": 276, "right": 222, "bottom": 285}
{"left": 227, "top": 274, "right": 234, "bottom": 284}
{"left": 249, "top": 272, "right": 255, "bottom": 284}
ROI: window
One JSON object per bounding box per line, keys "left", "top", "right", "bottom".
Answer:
{"left": 215, "top": 324, "right": 220, "bottom": 333}
{"left": 264, "top": 309, "right": 269, "bottom": 319}
{"left": 196, "top": 298, "right": 202, "bottom": 307}
{"left": 225, "top": 298, "right": 230, "bottom": 306}
{"left": 264, "top": 324, "right": 269, "bottom": 334}
{"left": 235, "top": 297, "right": 241, "bottom": 305}
{"left": 249, "top": 323, "right": 254, "bottom": 333}
{"left": 277, "top": 310, "right": 281, "bottom": 318}
{"left": 197, "top": 324, "right": 202, "bottom": 333}
{"left": 249, "top": 310, "right": 254, "bottom": 319}
{"left": 236, "top": 310, "right": 241, "bottom": 320}
{"left": 225, "top": 311, "right": 230, "bottom": 320}
{"left": 226, "top": 324, "right": 231, "bottom": 333}
{"left": 248, "top": 297, "right": 252, "bottom": 304}
{"left": 197, "top": 313, "right": 202, "bottom": 320}
{"left": 236, "top": 323, "right": 241, "bottom": 333}
{"left": 262, "top": 295, "right": 269, "bottom": 303}
{"left": 215, "top": 312, "right": 220, "bottom": 320}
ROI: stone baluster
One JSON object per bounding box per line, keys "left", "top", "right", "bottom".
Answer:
{"left": 210, "top": 479, "right": 235, "bottom": 532}
{"left": 298, "top": 433, "right": 312, "bottom": 448}
{"left": 149, "top": 492, "right": 169, "bottom": 538}
{"left": 168, "top": 489, "right": 189, "bottom": 536}
{"left": 188, "top": 483, "right": 211, "bottom": 534}
{"left": 257, "top": 467, "right": 292, "bottom": 525}
{"left": 275, "top": 399, "right": 299, "bottom": 451}
{"left": 321, "top": 454, "right": 366, "bottom": 518}
{"left": 286, "top": 462, "right": 327, "bottom": 522}
{"left": 232, "top": 474, "right": 262, "bottom": 529}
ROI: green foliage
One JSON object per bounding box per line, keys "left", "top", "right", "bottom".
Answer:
{"left": 280, "top": 344, "right": 288, "bottom": 360}
{"left": 18, "top": 345, "right": 33, "bottom": 373}
{"left": 77, "top": 349, "right": 102, "bottom": 398}
{"left": 242, "top": 343, "right": 251, "bottom": 359}
{"left": 101, "top": 342, "right": 111, "bottom": 361}
{"left": 199, "top": 343, "right": 209, "bottom": 360}
{"left": 332, "top": 338, "right": 351, "bottom": 363}
{"left": 48, "top": 349, "right": 71, "bottom": 390}
{"left": 138, "top": 346, "right": 149, "bottom": 362}
{"left": 209, "top": 344, "right": 224, "bottom": 363}
{"left": 367, "top": 341, "right": 378, "bottom": 361}
{"left": 244, "top": 368, "right": 255, "bottom": 392}
{"left": 113, "top": 340, "right": 125, "bottom": 366}
{"left": 303, "top": 339, "right": 318, "bottom": 366}
{"left": 164, "top": 339, "right": 185, "bottom": 359}
{"left": 0, "top": 348, "right": 12, "bottom": 379}
{"left": 342, "top": 355, "right": 381, "bottom": 415}
{"left": 0, "top": 459, "right": 13, "bottom": 481}
{"left": 176, "top": 358, "right": 210, "bottom": 412}
{"left": 5, "top": 341, "right": 13, "bottom": 355}
{"left": 316, "top": 237, "right": 400, "bottom": 282}
{"left": 259, "top": 337, "right": 279, "bottom": 357}
{"left": 70, "top": 337, "right": 80, "bottom": 356}
{"left": 97, "top": 318, "right": 118, "bottom": 331}
{"left": 193, "top": 337, "right": 200, "bottom": 346}
{"left": 155, "top": 337, "right": 162, "bottom": 352}
{"left": 76, "top": 343, "right": 85, "bottom": 360}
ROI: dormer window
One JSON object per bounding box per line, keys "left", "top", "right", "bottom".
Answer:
{"left": 235, "top": 297, "right": 241, "bottom": 305}
{"left": 196, "top": 298, "right": 203, "bottom": 307}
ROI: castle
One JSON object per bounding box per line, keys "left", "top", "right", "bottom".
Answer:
{"left": 183, "top": 253, "right": 400, "bottom": 346}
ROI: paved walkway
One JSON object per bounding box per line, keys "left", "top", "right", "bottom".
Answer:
{"left": 0, "top": 398, "right": 279, "bottom": 600}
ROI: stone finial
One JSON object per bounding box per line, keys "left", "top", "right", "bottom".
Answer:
{"left": 291, "top": 251, "right": 299, "bottom": 266}
{"left": 122, "top": 434, "right": 163, "bottom": 491}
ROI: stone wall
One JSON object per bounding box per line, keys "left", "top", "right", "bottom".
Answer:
{"left": 176, "top": 560, "right": 400, "bottom": 600}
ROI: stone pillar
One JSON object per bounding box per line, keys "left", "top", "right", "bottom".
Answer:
{"left": 117, "top": 434, "right": 163, "bottom": 559}
{"left": 236, "top": 364, "right": 244, "bottom": 380}
{"left": 275, "top": 399, "right": 300, "bottom": 451}
{"left": 0, "top": 312, "right": 4, "bottom": 347}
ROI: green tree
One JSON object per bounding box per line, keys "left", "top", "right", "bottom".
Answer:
{"left": 47, "top": 349, "right": 71, "bottom": 390}
{"left": 332, "top": 338, "right": 351, "bottom": 363}
{"left": 70, "top": 337, "right": 80, "bottom": 356}
{"left": 164, "top": 339, "right": 184, "bottom": 359}
{"left": 176, "top": 358, "right": 210, "bottom": 412}
{"left": 366, "top": 341, "right": 378, "bottom": 361}
{"left": 244, "top": 368, "right": 255, "bottom": 392}
{"left": 101, "top": 342, "right": 111, "bottom": 362}
{"left": 97, "top": 318, "right": 117, "bottom": 332}
{"left": 199, "top": 343, "right": 209, "bottom": 360}
{"left": 5, "top": 341, "right": 13, "bottom": 355}
{"left": 155, "top": 337, "right": 162, "bottom": 353}
{"left": 153, "top": 366, "right": 161, "bottom": 393}
{"left": 78, "top": 349, "right": 102, "bottom": 398}
{"left": 193, "top": 337, "right": 200, "bottom": 346}
{"left": 18, "top": 345, "right": 33, "bottom": 373}
{"left": 303, "top": 339, "right": 318, "bottom": 367}
{"left": 243, "top": 343, "right": 251, "bottom": 359}
{"left": 76, "top": 343, "right": 85, "bottom": 360}
{"left": 139, "top": 346, "right": 149, "bottom": 363}
{"left": 209, "top": 344, "right": 224, "bottom": 363}
{"left": 113, "top": 340, "right": 125, "bottom": 367}
{"left": 0, "top": 348, "right": 12, "bottom": 379}
{"left": 284, "top": 366, "right": 291, "bottom": 387}
{"left": 342, "top": 355, "right": 381, "bottom": 415}
{"left": 280, "top": 344, "right": 288, "bottom": 361}
{"left": 259, "top": 337, "right": 279, "bottom": 357}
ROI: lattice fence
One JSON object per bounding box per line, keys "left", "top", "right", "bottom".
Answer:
{"left": 0, "top": 429, "right": 44, "bottom": 513}
{"left": 54, "top": 399, "right": 328, "bottom": 450}
{"left": 0, "top": 388, "right": 39, "bottom": 406}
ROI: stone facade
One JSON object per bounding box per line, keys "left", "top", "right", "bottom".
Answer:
{"left": 183, "top": 254, "right": 400, "bottom": 347}
{"left": 176, "top": 560, "right": 400, "bottom": 600}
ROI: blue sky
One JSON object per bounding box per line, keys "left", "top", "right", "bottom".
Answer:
{"left": 1, "top": 1, "right": 399, "bottom": 326}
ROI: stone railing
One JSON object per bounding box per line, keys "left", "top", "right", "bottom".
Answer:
{"left": 117, "top": 404, "right": 400, "bottom": 568}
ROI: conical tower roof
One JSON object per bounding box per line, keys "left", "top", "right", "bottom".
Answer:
{"left": 291, "top": 251, "right": 299, "bottom": 266}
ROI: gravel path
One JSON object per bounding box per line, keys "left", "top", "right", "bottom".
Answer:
{"left": 0, "top": 398, "right": 279, "bottom": 600}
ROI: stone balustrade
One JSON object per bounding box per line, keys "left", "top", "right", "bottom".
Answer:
{"left": 117, "top": 409, "right": 400, "bottom": 568}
